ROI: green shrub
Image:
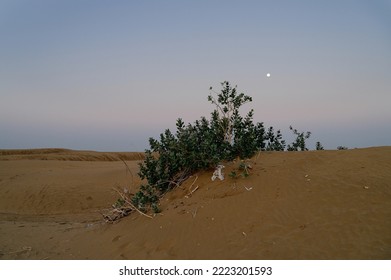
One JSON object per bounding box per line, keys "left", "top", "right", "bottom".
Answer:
{"left": 287, "top": 126, "right": 311, "bottom": 151}
{"left": 229, "top": 160, "right": 252, "bottom": 179}
{"left": 316, "top": 141, "right": 324, "bottom": 150}
{"left": 264, "top": 126, "right": 286, "bottom": 151}
{"left": 135, "top": 81, "right": 266, "bottom": 210}
{"left": 131, "top": 184, "right": 159, "bottom": 212}
{"left": 337, "top": 146, "right": 348, "bottom": 150}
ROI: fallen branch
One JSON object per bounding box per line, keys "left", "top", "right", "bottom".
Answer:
{"left": 102, "top": 187, "right": 153, "bottom": 223}
{"left": 186, "top": 176, "right": 198, "bottom": 197}
{"left": 186, "top": 185, "right": 199, "bottom": 198}
{"left": 114, "top": 188, "right": 153, "bottom": 219}
{"left": 159, "top": 169, "right": 191, "bottom": 198}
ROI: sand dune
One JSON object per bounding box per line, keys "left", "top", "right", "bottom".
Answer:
{"left": 0, "top": 148, "right": 144, "bottom": 161}
{"left": 0, "top": 147, "right": 390, "bottom": 259}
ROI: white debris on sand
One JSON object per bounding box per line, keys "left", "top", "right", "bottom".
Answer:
{"left": 211, "top": 164, "right": 225, "bottom": 181}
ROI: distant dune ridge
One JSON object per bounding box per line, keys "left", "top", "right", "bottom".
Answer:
{"left": 0, "top": 148, "right": 145, "bottom": 161}
{"left": 0, "top": 147, "right": 390, "bottom": 259}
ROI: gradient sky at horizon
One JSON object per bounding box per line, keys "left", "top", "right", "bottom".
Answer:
{"left": 1, "top": 0, "right": 390, "bottom": 151}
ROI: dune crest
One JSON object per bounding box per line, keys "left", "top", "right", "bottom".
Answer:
{"left": 0, "top": 148, "right": 144, "bottom": 161}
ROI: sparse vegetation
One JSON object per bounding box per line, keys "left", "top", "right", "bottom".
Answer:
{"left": 287, "top": 126, "right": 311, "bottom": 151}
{"left": 337, "top": 146, "right": 348, "bottom": 150}
{"left": 229, "top": 160, "right": 252, "bottom": 179}
{"left": 316, "top": 141, "right": 324, "bottom": 150}
{"left": 264, "top": 126, "right": 286, "bottom": 151}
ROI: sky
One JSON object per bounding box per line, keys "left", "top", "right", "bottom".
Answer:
{"left": 1, "top": 0, "right": 390, "bottom": 151}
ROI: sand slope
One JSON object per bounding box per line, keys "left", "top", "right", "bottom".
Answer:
{"left": 0, "top": 147, "right": 390, "bottom": 259}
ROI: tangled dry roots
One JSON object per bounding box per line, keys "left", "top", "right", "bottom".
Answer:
{"left": 101, "top": 188, "right": 153, "bottom": 223}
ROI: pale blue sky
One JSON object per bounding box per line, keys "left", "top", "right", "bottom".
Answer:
{"left": 1, "top": 0, "right": 390, "bottom": 151}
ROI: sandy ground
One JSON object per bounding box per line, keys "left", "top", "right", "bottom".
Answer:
{"left": 0, "top": 147, "right": 390, "bottom": 260}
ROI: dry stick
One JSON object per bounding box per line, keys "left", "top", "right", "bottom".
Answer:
{"left": 115, "top": 189, "right": 152, "bottom": 219}
{"left": 244, "top": 164, "right": 249, "bottom": 176}
{"left": 187, "top": 176, "right": 198, "bottom": 196}
{"left": 191, "top": 208, "right": 198, "bottom": 218}
{"left": 187, "top": 186, "right": 199, "bottom": 197}
{"left": 102, "top": 189, "right": 144, "bottom": 223}
{"left": 114, "top": 188, "right": 153, "bottom": 219}
{"left": 160, "top": 169, "right": 190, "bottom": 198}
{"left": 101, "top": 208, "right": 125, "bottom": 223}
{"left": 120, "top": 158, "right": 134, "bottom": 189}
{"left": 255, "top": 150, "right": 261, "bottom": 160}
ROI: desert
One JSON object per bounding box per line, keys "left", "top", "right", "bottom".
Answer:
{"left": 0, "top": 147, "right": 390, "bottom": 260}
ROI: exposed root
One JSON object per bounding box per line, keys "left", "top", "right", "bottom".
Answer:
{"left": 169, "top": 169, "right": 191, "bottom": 190}
{"left": 103, "top": 168, "right": 192, "bottom": 223}
{"left": 159, "top": 169, "right": 191, "bottom": 199}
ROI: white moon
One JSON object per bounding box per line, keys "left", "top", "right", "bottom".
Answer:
{"left": 266, "top": 73, "right": 271, "bottom": 78}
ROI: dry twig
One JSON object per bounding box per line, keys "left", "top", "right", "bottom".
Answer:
{"left": 191, "top": 208, "right": 198, "bottom": 218}
{"left": 114, "top": 188, "right": 153, "bottom": 219}
{"left": 185, "top": 176, "right": 199, "bottom": 197}
{"left": 102, "top": 187, "right": 153, "bottom": 223}
{"left": 120, "top": 158, "right": 134, "bottom": 190}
